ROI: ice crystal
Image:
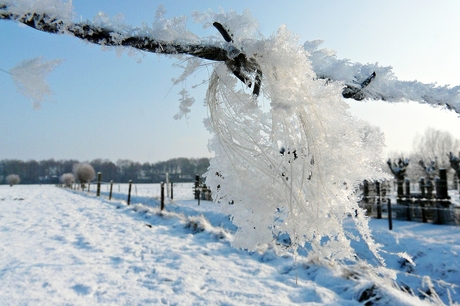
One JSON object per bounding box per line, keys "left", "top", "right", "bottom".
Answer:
{"left": 10, "top": 57, "right": 63, "bottom": 109}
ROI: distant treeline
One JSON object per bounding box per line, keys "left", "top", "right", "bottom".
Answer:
{"left": 0, "top": 158, "right": 210, "bottom": 184}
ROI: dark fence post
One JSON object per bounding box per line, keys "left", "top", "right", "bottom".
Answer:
{"left": 421, "top": 203, "right": 427, "bottom": 223}
{"left": 405, "top": 178, "right": 411, "bottom": 198}
{"left": 127, "top": 180, "right": 132, "bottom": 205}
{"left": 195, "top": 175, "right": 201, "bottom": 206}
{"left": 375, "top": 181, "right": 382, "bottom": 219}
{"left": 363, "top": 180, "right": 369, "bottom": 204}
{"left": 171, "top": 182, "right": 174, "bottom": 200}
{"left": 438, "top": 169, "right": 449, "bottom": 199}
{"left": 96, "top": 172, "right": 102, "bottom": 197}
{"left": 161, "top": 182, "right": 165, "bottom": 211}
{"left": 387, "top": 199, "right": 393, "bottom": 230}
{"left": 419, "top": 178, "right": 426, "bottom": 199}
{"left": 453, "top": 173, "right": 458, "bottom": 190}
{"left": 109, "top": 180, "right": 113, "bottom": 200}
{"left": 407, "top": 203, "right": 412, "bottom": 221}
{"left": 397, "top": 179, "right": 404, "bottom": 203}
{"left": 166, "top": 173, "right": 170, "bottom": 198}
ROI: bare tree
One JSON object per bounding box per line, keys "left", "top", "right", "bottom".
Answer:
{"left": 60, "top": 173, "right": 75, "bottom": 188}
{"left": 73, "top": 163, "right": 95, "bottom": 189}
{"left": 6, "top": 174, "right": 20, "bottom": 186}
{"left": 387, "top": 158, "right": 409, "bottom": 198}
{"left": 412, "top": 128, "right": 460, "bottom": 170}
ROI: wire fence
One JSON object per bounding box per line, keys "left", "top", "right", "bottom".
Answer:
{"left": 360, "top": 178, "right": 460, "bottom": 227}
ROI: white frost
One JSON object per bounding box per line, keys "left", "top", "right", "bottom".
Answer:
{"left": 9, "top": 57, "right": 63, "bottom": 109}
{"left": 304, "top": 40, "right": 460, "bottom": 111}
{"left": 4, "top": 0, "right": 74, "bottom": 23}
{"left": 201, "top": 24, "right": 388, "bottom": 264}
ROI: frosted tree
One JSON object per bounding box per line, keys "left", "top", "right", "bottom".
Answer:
{"left": 2, "top": 1, "right": 460, "bottom": 266}
{"left": 60, "top": 173, "right": 75, "bottom": 188}
{"left": 73, "top": 163, "right": 95, "bottom": 189}
{"left": 419, "top": 159, "right": 438, "bottom": 181}
{"left": 387, "top": 158, "right": 409, "bottom": 199}
{"left": 413, "top": 128, "right": 460, "bottom": 170}
{"left": 6, "top": 174, "right": 20, "bottom": 186}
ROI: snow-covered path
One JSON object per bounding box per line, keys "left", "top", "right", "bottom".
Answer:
{"left": 0, "top": 185, "right": 348, "bottom": 305}
{"left": 1, "top": 185, "right": 459, "bottom": 305}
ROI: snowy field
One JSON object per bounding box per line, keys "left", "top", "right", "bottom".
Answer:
{"left": 1, "top": 184, "right": 459, "bottom": 305}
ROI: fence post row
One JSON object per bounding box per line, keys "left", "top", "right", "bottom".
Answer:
{"left": 360, "top": 167, "right": 458, "bottom": 228}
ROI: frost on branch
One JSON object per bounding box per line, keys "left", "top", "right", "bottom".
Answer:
{"left": 3, "top": 0, "right": 74, "bottom": 23}
{"left": 10, "top": 57, "right": 63, "bottom": 109}
{"left": 304, "top": 40, "right": 460, "bottom": 112}
{"left": 173, "top": 89, "right": 195, "bottom": 120}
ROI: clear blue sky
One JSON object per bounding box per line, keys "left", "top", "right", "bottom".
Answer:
{"left": 1, "top": 0, "right": 460, "bottom": 163}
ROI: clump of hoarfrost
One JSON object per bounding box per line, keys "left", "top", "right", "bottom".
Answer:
{"left": 173, "top": 89, "right": 196, "bottom": 120}
{"left": 194, "top": 17, "right": 389, "bottom": 264}
{"left": 10, "top": 57, "right": 63, "bottom": 109}
{"left": 148, "top": 5, "right": 200, "bottom": 43}
{"left": 304, "top": 40, "right": 460, "bottom": 111}
{"left": 3, "top": 0, "right": 74, "bottom": 23}
{"left": 192, "top": 8, "right": 262, "bottom": 45}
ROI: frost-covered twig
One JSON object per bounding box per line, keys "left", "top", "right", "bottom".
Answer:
{"left": 6, "top": 2, "right": 458, "bottom": 109}
{"left": 305, "top": 40, "right": 460, "bottom": 113}
{"left": 0, "top": 3, "right": 262, "bottom": 96}
{"left": 9, "top": 57, "right": 63, "bottom": 108}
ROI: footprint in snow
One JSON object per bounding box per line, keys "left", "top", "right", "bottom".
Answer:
{"left": 71, "top": 284, "right": 92, "bottom": 296}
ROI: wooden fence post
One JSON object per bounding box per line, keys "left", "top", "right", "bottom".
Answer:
{"left": 362, "top": 180, "right": 369, "bottom": 204}
{"left": 406, "top": 203, "right": 412, "bottom": 221}
{"left": 419, "top": 178, "right": 425, "bottom": 198}
{"left": 421, "top": 203, "right": 427, "bottom": 223}
{"left": 375, "top": 181, "right": 382, "bottom": 219}
{"left": 195, "top": 175, "right": 201, "bottom": 206}
{"left": 127, "top": 180, "right": 132, "bottom": 205}
{"left": 171, "top": 182, "right": 174, "bottom": 200}
{"left": 396, "top": 179, "right": 404, "bottom": 203}
{"left": 387, "top": 199, "right": 393, "bottom": 230}
{"left": 438, "top": 168, "right": 449, "bottom": 199}
{"left": 87, "top": 182, "right": 90, "bottom": 193}
{"left": 161, "top": 182, "right": 165, "bottom": 210}
{"left": 96, "top": 172, "right": 102, "bottom": 197}
{"left": 109, "top": 180, "right": 113, "bottom": 200}
{"left": 166, "top": 173, "right": 170, "bottom": 198}
{"left": 405, "top": 178, "right": 411, "bottom": 198}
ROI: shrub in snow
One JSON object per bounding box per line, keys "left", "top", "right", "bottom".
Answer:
{"left": 60, "top": 173, "right": 74, "bottom": 188}
{"left": 6, "top": 174, "right": 20, "bottom": 186}
{"left": 73, "top": 163, "right": 95, "bottom": 189}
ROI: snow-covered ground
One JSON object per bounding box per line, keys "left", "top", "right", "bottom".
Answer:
{"left": 1, "top": 184, "right": 459, "bottom": 305}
